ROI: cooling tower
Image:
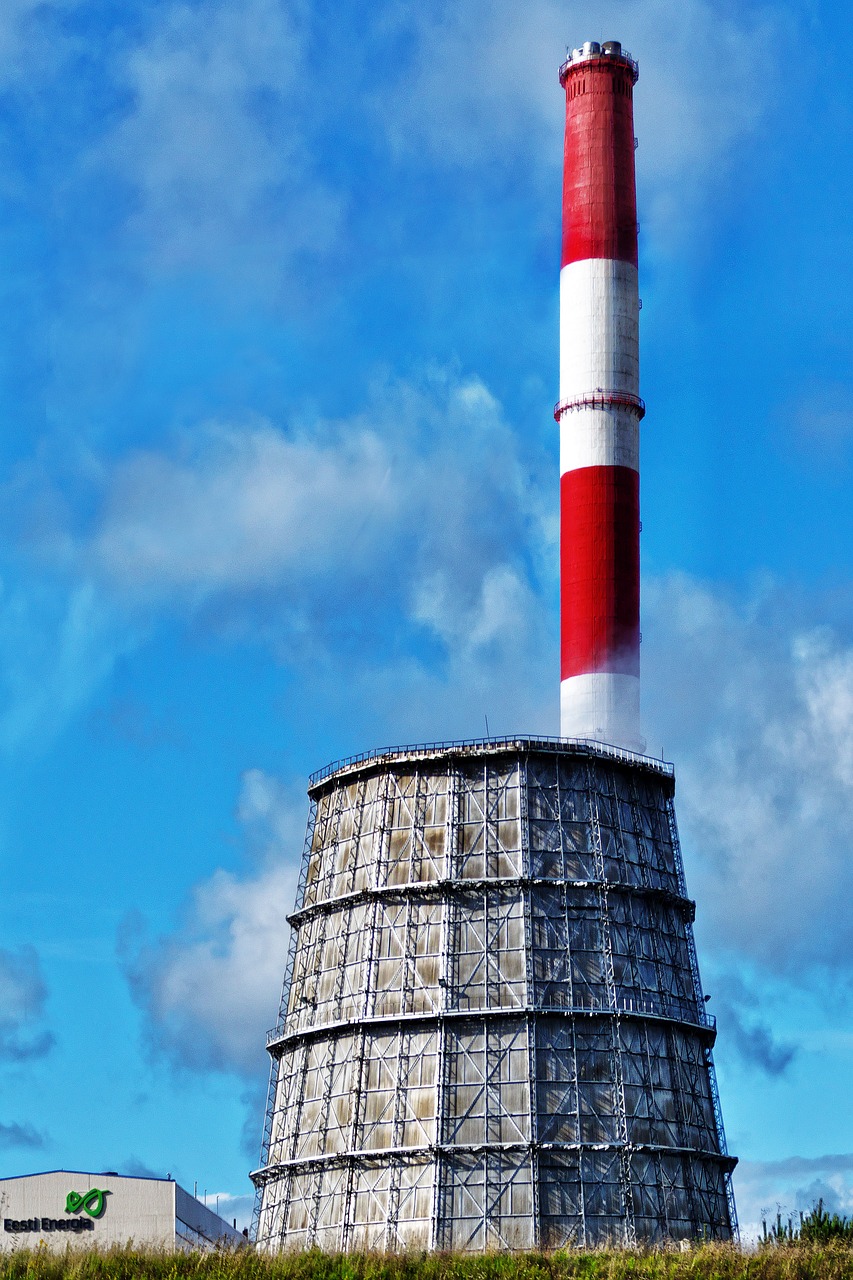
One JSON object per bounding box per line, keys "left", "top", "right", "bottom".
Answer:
{"left": 251, "top": 738, "right": 736, "bottom": 1248}
{"left": 250, "top": 38, "right": 737, "bottom": 1249}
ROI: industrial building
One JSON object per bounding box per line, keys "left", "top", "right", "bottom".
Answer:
{"left": 0, "top": 1171, "right": 244, "bottom": 1251}
{"left": 251, "top": 39, "right": 737, "bottom": 1250}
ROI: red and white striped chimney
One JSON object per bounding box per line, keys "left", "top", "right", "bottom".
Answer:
{"left": 557, "top": 40, "right": 644, "bottom": 752}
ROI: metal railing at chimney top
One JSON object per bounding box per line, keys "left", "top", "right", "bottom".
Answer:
{"left": 559, "top": 47, "right": 639, "bottom": 82}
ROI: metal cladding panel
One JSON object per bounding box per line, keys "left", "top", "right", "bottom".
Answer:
{"left": 253, "top": 744, "right": 737, "bottom": 1250}
{"left": 561, "top": 58, "right": 638, "bottom": 267}
{"left": 444, "top": 1153, "right": 535, "bottom": 1251}
{"left": 561, "top": 465, "right": 640, "bottom": 678}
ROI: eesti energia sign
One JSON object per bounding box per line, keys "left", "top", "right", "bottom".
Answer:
{"left": 65, "top": 1189, "right": 111, "bottom": 1218}
{"left": 3, "top": 1187, "right": 111, "bottom": 1235}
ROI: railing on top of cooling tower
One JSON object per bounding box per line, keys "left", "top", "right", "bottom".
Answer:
{"left": 308, "top": 735, "right": 674, "bottom": 787}
{"left": 266, "top": 995, "right": 716, "bottom": 1048}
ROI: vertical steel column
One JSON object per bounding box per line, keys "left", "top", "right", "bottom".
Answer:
{"left": 252, "top": 795, "right": 317, "bottom": 1244}
{"left": 431, "top": 762, "right": 460, "bottom": 1251}
{"left": 387, "top": 1028, "right": 413, "bottom": 1249}
{"left": 340, "top": 1022, "right": 367, "bottom": 1251}
{"left": 519, "top": 756, "right": 540, "bottom": 1246}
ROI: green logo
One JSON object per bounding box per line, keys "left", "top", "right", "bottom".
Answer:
{"left": 65, "top": 1189, "right": 111, "bottom": 1219}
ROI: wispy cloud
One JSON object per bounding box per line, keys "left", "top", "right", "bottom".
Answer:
{"left": 736, "top": 1153, "right": 853, "bottom": 1240}
{"left": 120, "top": 769, "right": 305, "bottom": 1076}
{"left": 0, "top": 365, "right": 557, "bottom": 753}
{"left": 97, "top": 0, "right": 341, "bottom": 292}
{"left": 71, "top": 369, "right": 556, "bottom": 740}
{"left": 0, "top": 579, "right": 137, "bottom": 756}
{"left": 375, "top": 0, "right": 787, "bottom": 248}
{"left": 645, "top": 574, "right": 853, "bottom": 979}
{"left": 0, "top": 0, "right": 79, "bottom": 90}
{"left": 790, "top": 383, "right": 853, "bottom": 458}
{"left": 0, "top": 946, "right": 53, "bottom": 1061}
{"left": 0, "top": 1120, "right": 45, "bottom": 1149}
{"left": 88, "top": 418, "right": 400, "bottom": 596}
{"left": 13, "top": 370, "right": 550, "bottom": 678}
{"left": 86, "top": 373, "right": 543, "bottom": 604}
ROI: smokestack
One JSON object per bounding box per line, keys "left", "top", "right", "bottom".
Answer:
{"left": 557, "top": 42, "right": 643, "bottom": 751}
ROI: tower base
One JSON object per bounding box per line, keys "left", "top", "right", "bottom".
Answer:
{"left": 252, "top": 737, "right": 736, "bottom": 1250}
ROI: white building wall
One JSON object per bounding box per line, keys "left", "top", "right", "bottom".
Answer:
{"left": 0, "top": 1172, "right": 243, "bottom": 1251}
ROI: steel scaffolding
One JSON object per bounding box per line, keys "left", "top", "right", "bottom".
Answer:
{"left": 251, "top": 737, "right": 737, "bottom": 1250}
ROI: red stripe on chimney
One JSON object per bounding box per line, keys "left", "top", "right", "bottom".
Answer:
{"left": 561, "top": 60, "right": 638, "bottom": 268}
{"left": 560, "top": 464, "right": 640, "bottom": 679}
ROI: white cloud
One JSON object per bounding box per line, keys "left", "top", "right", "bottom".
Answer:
{"left": 25, "top": 398, "right": 853, "bottom": 994}
{"left": 205, "top": 1190, "right": 254, "bottom": 1233}
{"left": 735, "top": 1154, "right": 853, "bottom": 1241}
{"left": 111, "top": 367, "right": 560, "bottom": 1078}
{"left": 238, "top": 768, "right": 303, "bottom": 847}
{"left": 7, "top": 0, "right": 785, "bottom": 279}
{"left": 64, "top": 368, "right": 559, "bottom": 740}
{"left": 73, "top": 369, "right": 550, "bottom": 638}
{"left": 408, "top": 561, "right": 555, "bottom": 735}
{"left": 378, "top": 0, "right": 786, "bottom": 247}
{"left": 122, "top": 770, "right": 305, "bottom": 1075}
{"left": 413, "top": 562, "right": 536, "bottom": 659}
{"left": 644, "top": 574, "right": 853, "bottom": 978}
{"left": 2, "top": 366, "right": 557, "bottom": 746}
{"left": 90, "top": 419, "right": 398, "bottom": 596}
{"left": 99, "top": 0, "right": 341, "bottom": 286}
{"left": 127, "top": 861, "right": 297, "bottom": 1074}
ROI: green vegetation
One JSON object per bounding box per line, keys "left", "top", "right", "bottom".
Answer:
{"left": 5, "top": 1243, "right": 853, "bottom": 1280}
{"left": 762, "top": 1203, "right": 853, "bottom": 1248}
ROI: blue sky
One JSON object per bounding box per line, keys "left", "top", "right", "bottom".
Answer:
{"left": 0, "top": 0, "right": 852, "bottom": 1240}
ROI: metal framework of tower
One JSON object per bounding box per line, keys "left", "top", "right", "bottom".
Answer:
{"left": 251, "top": 737, "right": 737, "bottom": 1249}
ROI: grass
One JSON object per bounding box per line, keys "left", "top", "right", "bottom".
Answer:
{"left": 3, "top": 1245, "right": 853, "bottom": 1280}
